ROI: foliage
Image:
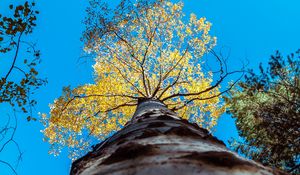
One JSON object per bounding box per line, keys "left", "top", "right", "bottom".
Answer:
{"left": 0, "top": 1, "right": 45, "bottom": 174}
{"left": 0, "top": 1, "right": 46, "bottom": 121}
{"left": 41, "top": 0, "right": 234, "bottom": 159}
{"left": 225, "top": 50, "right": 300, "bottom": 174}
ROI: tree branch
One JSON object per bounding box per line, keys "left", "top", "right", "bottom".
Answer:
{"left": 162, "top": 70, "right": 242, "bottom": 102}
{"left": 4, "top": 32, "right": 23, "bottom": 80}
{"left": 173, "top": 72, "right": 243, "bottom": 111}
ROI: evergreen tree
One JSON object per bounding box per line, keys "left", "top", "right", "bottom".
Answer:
{"left": 225, "top": 50, "right": 300, "bottom": 174}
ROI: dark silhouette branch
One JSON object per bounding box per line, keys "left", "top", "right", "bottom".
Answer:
{"left": 60, "top": 94, "right": 140, "bottom": 115}
{"left": 161, "top": 45, "right": 189, "bottom": 81}
{"left": 104, "top": 44, "right": 141, "bottom": 73}
{"left": 157, "top": 66, "right": 185, "bottom": 99}
{"left": 4, "top": 32, "right": 23, "bottom": 80}
{"left": 0, "top": 112, "right": 22, "bottom": 175}
{"left": 94, "top": 100, "right": 137, "bottom": 117}
{"left": 0, "top": 160, "right": 17, "bottom": 175}
{"left": 161, "top": 70, "right": 242, "bottom": 102}
{"left": 173, "top": 72, "right": 244, "bottom": 111}
{"left": 151, "top": 65, "right": 163, "bottom": 98}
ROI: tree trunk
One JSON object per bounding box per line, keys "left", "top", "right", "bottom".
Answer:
{"left": 70, "top": 98, "right": 287, "bottom": 175}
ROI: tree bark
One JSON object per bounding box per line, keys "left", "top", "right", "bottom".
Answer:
{"left": 70, "top": 98, "right": 288, "bottom": 175}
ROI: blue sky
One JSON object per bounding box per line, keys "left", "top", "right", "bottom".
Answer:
{"left": 1, "top": 0, "right": 300, "bottom": 174}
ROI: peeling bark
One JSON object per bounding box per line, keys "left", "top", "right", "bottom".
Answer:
{"left": 70, "top": 99, "right": 288, "bottom": 175}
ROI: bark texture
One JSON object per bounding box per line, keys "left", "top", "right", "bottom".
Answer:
{"left": 70, "top": 99, "right": 288, "bottom": 175}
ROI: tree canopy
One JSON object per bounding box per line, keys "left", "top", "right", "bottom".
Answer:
{"left": 0, "top": 1, "right": 44, "bottom": 173}
{"left": 0, "top": 1, "right": 45, "bottom": 120}
{"left": 41, "top": 0, "right": 236, "bottom": 159}
{"left": 225, "top": 50, "right": 300, "bottom": 174}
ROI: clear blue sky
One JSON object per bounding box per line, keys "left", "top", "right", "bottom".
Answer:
{"left": 0, "top": 0, "right": 300, "bottom": 174}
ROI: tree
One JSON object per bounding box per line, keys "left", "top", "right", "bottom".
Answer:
{"left": 0, "top": 1, "right": 45, "bottom": 119}
{"left": 41, "top": 0, "right": 242, "bottom": 159}
{"left": 71, "top": 98, "right": 287, "bottom": 175}
{"left": 0, "top": 1, "right": 45, "bottom": 174}
{"left": 40, "top": 0, "right": 289, "bottom": 174}
{"left": 225, "top": 50, "right": 300, "bottom": 174}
